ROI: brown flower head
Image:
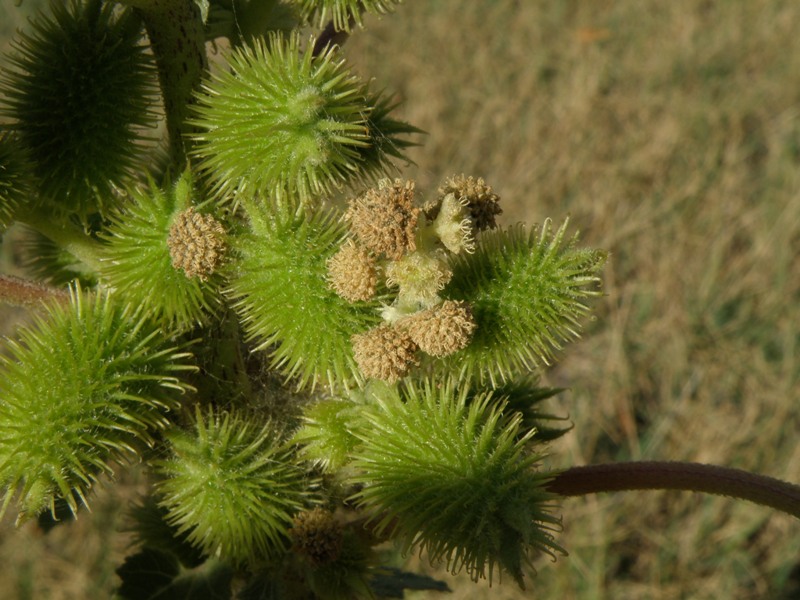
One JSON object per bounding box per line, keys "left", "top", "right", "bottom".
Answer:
{"left": 290, "top": 508, "right": 344, "bottom": 567}
{"left": 437, "top": 174, "right": 501, "bottom": 231}
{"left": 327, "top": 240, "right": 378, "bottom": 302}
{"left": 345, "top": 179, "right": 419, "bottom": 260}
{"left": 351, "top": 324, "right": 418, "bottom": 382}
{"left": 401, "top": 300, "right": 477, "bottom": 357}
{"left": 167, "top": 207, "right": 226, "bottom": 281}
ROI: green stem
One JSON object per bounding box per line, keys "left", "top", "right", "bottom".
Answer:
{"left": 15, "top": 206, "right": 104, "bottom": 274}
{"left": 547, "top": 461, "right": 800, "bottom": 519}
{"left": 128, "top": 0, "right": 208, "bottom": 167}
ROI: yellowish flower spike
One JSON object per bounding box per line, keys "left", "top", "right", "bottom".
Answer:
{"left": 384, "top": 250, "right": 452, "bottom": 309}
{"left": 290, "top": 507, "right": 344, "bottom": 567}
{"left": 431, "top": 192, "right": 475, "bottom": 254}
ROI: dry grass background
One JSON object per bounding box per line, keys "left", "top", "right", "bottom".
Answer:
{"left": 2, "top": 1, "right": 800, "bottom": 598}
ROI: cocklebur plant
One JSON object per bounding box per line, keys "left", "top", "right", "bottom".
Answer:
{"left": 0, "top": 1, "right": 799, "bottom": 599}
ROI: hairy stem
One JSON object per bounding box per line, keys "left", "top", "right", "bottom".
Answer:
{"left": 130, "top": 0, "right": 208, "bottom": 166}
{"left": 0, "top": 275, "right": 70, "bottom": 308}
{"left": 547, "top": 461, "right": 800, "bottom": 519}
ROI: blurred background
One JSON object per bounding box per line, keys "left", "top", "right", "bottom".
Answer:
{"left": 2, "top": 1, "right": 800, "bottom": 598}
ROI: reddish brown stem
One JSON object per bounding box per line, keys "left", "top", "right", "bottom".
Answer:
{"left": 313, "top": 21, "right": 351, "bottom": 56}
{"left": 547, "top": 461, "right": 800, "bottom": 518}
{"left": 0, "top": 275, "right": 69, "bottom": 308}
{"left": 312, "top": 10, "right": 361, "bottom": 57}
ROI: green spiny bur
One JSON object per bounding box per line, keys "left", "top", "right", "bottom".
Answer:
{"left": 0, "top": 133, "right": 30, "bottom": 231}
{"left": 156, "top": 406, "right": 311, "bottom": 566}
{"left": 100, "top": 173, "right": 222, "bottom": 330}
{"left": 191, "top": 33, "right": 372, "bottom": 203}
{"left": 228, "top": 201, "right": 381, "bottom": 390}
{"left": 0, "top": 286, "right": 195, "bottom": 521}
{"left": 441, "top": 218, "right": 606, "bottom": 385}
{"left": 351, "top": 379, "right": 563, "bottom": 586}
{"left": 0, "top": 0, "right": 157, "bottom": 220}
{"left": 293, "top": 398, "right": 364, "bottom": 472}
{"left": 292, "top": 0, "right": 403, "bottom": 31}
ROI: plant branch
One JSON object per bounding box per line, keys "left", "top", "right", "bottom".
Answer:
{"left": 132, "top": 0, "right": 208, "bottom": 167}
{"left": 15, "top": 206, "right": 104, "bottom": 274}
{"left": 547, "top": 461, "right": 800, "bottom": 519}
{"left": 312, "top": 11, "right": 360, "bottom": 57}
{"left": 0, "top": 274, "right": 70, "bottom": 308}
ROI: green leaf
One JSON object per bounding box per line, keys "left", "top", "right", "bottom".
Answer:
{"left": 127, "top": 495, "right": 207, "bottom": 569}
{"left": 475, "top": 376, "right": 572, "bottom": 443}
{"left": 356, "top": 90, "right": 423, "bottom": 180}
{"left": 116, "top": 548, "right": 233, "bottom": 600}
{"left": 369, "top": 567, "right": 451, "bottom": 598}
{"left": 236, "top": 572, "right": 295, "bottom": 600}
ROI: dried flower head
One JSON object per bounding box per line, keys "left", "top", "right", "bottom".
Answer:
{"left": 290, "top": 507, "right": 345, "bottom": 567}
{"left": 327, "top": 240, "right": 378, "bottom": 303}
{"left": 437, "top": 174, "right": 502, "bottom": 231}
{"left": 345, "top": 179, "right": 419, "bottom": 260}
{"left": 385, "top": 251, "right": 452, "bottom": 308}
{"left": 351, "top": 324, "right": 418, "bottom": 382}
{"left": 401, "top": 300, "right": 477, "bottom": 357}
{"left": 167, "top": 207, "right": 226, "bottom": 281}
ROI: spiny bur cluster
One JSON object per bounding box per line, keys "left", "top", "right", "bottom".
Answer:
{"left": 0, "top": 286, "right": 194, "bottom": 522}
{"left": 0, "top": 0, "right": 156, "bottom": 220}
{"left": 0, "top": 0, "right": 610, "bottom": 596}
{"left": 100, "top": 173, "right": 225, "bottom": 330}
{"left": 351, "top": 380, "right": 564, "bottom": 585}
{"left": 191, "top": 32, "right": 415, "bottom": 203}
{"left": 155, "top": 407, "right": 311, "bottom": 566}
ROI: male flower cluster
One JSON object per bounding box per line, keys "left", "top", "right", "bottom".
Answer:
{"left": 327, "top": 176, "right": 502, "bottom": 382}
